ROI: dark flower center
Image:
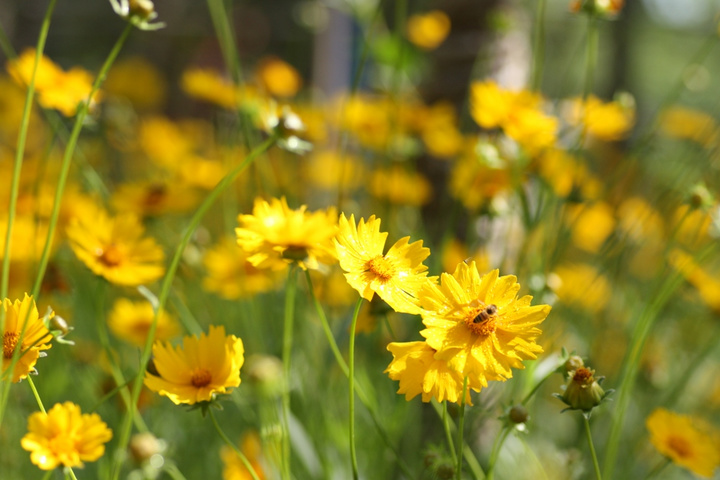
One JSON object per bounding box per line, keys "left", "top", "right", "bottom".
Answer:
{"left": 3, "top": 332, "right": 19, "bottom": 359}
{"left": 191, "top": 368, "right": 213, "bottom": 388}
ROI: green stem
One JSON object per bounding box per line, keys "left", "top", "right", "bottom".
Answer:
{"left": 521, "top": 368, "right": 556, "bottom": 406}
{"left": 441, "top": 400, "right": 457, "bottom": 459}
{"left": 486, "top": 427, "right": 511, "bottom": 480}
{"left": 584, "top": 415, "right": 602, "bottom": 480}
{"left": 530, "top": 0, "right": 547, "bottom": 91}
{"left": 348, "top": 297, "right": 363, "bottom": 480}
{"left": 583, "top": 14, "right": 598, "bottom": 100}
{"left": 281, "top": 265, "right": 298, "bottom": 480}
{"left": 642, "top": 458, "right": 670, "bottom": 480}
{"left": 111, "top": 134, "right": 278, "bottom": 480}
{"left": 65, "top": 467, "right": 78, "bottom": 480}
{"left": 455, "top": 377, "right": 468, "bottom": 480}
{"left": 41, "top": 469, "right": 53, "bottom": 480}
{"left": 430, "top": 401, "right": 485, "bottom": 479}
{"left": 209, "top": 408, "right": 261, "bottom": 480}
{"left": 27, "top": 376, "right": 46, "bottom": 414}
{"left": 663, "top": 325, "right": 720, "bottom": 406}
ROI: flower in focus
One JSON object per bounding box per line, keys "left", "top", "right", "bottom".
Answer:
{"left": 236, "top": 197, "right": 338, "bottom": 271}
{"left": 21, "top": 402, "right": 112, "bottom": 470}
{"left": 256, "top": 56, "right": 302, "bottom": 98}
{"left": 567, "top": 95, "right": 634, "bottom": 141}
{"left": 334, "top": 214, "right": 431, "bottom": 314}
{"left": 2, "top": 294, "right": 52, "bottom": 382}
{"left": 556, "top": 366, "right": 609, "bottom": 413}
{"left": 108, "top": 298, "right": 179, "bottom": 347}
{"left": 221, "top": 431, "right": 265, "bottom": 480}
{"left": 385, "top": 341, "right": 476, "bottom": 404}
{"left": 66, "top": 204, "right": 165, "bottom": 286}
{"left": 203, "top": 237, "right": 285, "bottom": 299}
{"left": 406, "top": 10, "right": 451, "bottom": 50}
{"left": 646, "top": 408, "right": 720, "bottom": 478}
{"left": 419, "top": 263, "right": 550, "bottom": 388}
{"left": 144, "top": 325, "right": 244, "bottom": 405}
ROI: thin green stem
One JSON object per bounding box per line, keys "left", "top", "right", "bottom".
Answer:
{"left": 663, "top": 325, "right": 720, "bottom": 407}
{"left": 348, "top": 297, "right": 363, "bottom": 480}
{"left": 209, "top": 408, "right": 261, "bottom": 480}
{"left": 584, "top": 415, "right": 602, "bottom": 480}
{"left": 111, "top": 134, "right": 278, "bottom": 480}
{"left": 441, "top": 400, "right": 457, "bottom": 459}
{"left": 583, "top": 14, "right": 598, "bottom": 100}
{"left": 521, "top": 368, "right": 556, "bottom": 406}
{"left": 281, "top": 265, "right": 298, "bottom": 480}
{"left": 455, "top": 377, "right": 468, "bottom": 480}
{"left": 642, "top": 458, "right": 670, "bottom": 480}
{"left": 486, "top": 427, "right": 511, "bottom": 480}
{"left": 430, "top": 401, "right": 485, "bottom": 479}
{"left": 65, "top": 467, "right": 78, "bottom": 480}
{"left": 41, "top": 469, "right": 53, "bottom": 480}
{"left": 530, "top": 0, "right": 547, "bottom": 90}
{"left": 27, "top": 376, "right": 46, "bottom": 414}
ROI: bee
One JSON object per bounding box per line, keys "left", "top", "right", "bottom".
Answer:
{"left": 473, "top": 304, "right": 498, "bottom": 324}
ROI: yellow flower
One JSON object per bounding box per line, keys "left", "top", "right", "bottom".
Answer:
{"left": 21, "top": 402, "right": 112, "bottom": 470}
{"left": 421, "top": 102, "right": 464, "bottom": 158}
{"left": 181, "top": 67, "right": 244, "bottom": 110}
{"left": 420, "top": 263, "right": 550, "bottom": 388}
{"left": 66, "top": 204, "right": 165, "bottom": 286}
{"left": 668, "top": 248, "right": 720, "bottom": 312}
{"left": 144, "top": 325, "right": 244, "bottom": 405}
{"left": 236, "top": 197, "right": 338, "bottom": 271}
{"left": 370, "top": 166, "right": 432, "bottom": 206}
{"left": 449, "top": 147, "right": 512, "bottom": 210}
{"left": 660, "top": 106, "right": 718, "bottom": 147}
{"left": 335, "top": 214, "right": 431, "bottom": 315}
{"left": 338, "top": 94, "right": 393, "bottom": 150}
{"left": 221, "top": 431, "right": 265, "bottom": 480}
{"left": 111, "top": 180, "right": 199, "bottom": 217}
{"left": 385, "top": 341, "right": 475, "bottom": 404}
{"left": 256, "top": 56, "right": 302, "bottom": 98}
{"left": 304, "top": 150, "right": 366, "bottom": 191}
{"left": 552, "top": 263, "right": 611, "bottom": 313}
{"left": 104, "top": 56, "right": 167, "bottom": 111}
{"left": 567, "top": 95, "right": 634, "bottom": 141}
{"left": 108, "top": 298, "right": 180, "bottom": 347}
{"left": 2, "top": 294, "right": 52, "bottom": 382}
{"left": 203, "top": 237, "right": 285, "bottom": 299}
{"left": 646, "top": 408, "right": 720, "bottom": 478}
{"left": 568, "top": 202, "right": 615, "bottom": 253}
{"left": 406, "top": 10, "right": 451, "bottom": 50}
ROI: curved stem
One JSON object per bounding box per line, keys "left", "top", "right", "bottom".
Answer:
{"left": 486, "top": 427, "right": 511, "bottom": 480}
{"left": 454, "top": 377, "right": 468, "bottom": 480}
{"left": 281, "top": 265, "right": 298, "bottom": 480}
{"left": 441, "top": 400, "right": 457, "bottom": 459}
{"left": 111, "top": 134, "right": 278, "bottom": 480}
{"left": 209, "top": 408, "right": 261, "bottom": 480}
{"left": 26, "top": 376, "right": 46, "bottom": 414}
{"left": 430, "top": 401, "right": 485, "bottom": 479}
{"left": 348, "top": 297, "right": 363, "bottom": 480}
{"left": 583, "top": 415, "right": 602, "bottom": 480}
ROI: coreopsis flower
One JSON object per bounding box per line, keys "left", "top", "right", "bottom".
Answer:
{"left": 203, "top": 237, "right": 285, "bottom": 299}
{"left": 334, "top": 214, "right": 431, "bottom": 315}
{"left": 256, "top": 56, "right": 302, "bottom": 98}
{"left": 2, "top": 294, "right": 52, "bottom": 382}
{"left": 646, "top": 408, "right": 720, "bottom": 478}
{"left": 449, "top": 144, "right": 512, "bottom": 210}
{"left": 567, "top": 202, "right": 616, "bottom": 253}
{"left": 370, "top": 167, "right": 432, "bottom": 206}
{"left": 144, "top": 325, "right": 244, "bottom": 405}
{"left": 221, "top": 431, "right": 265, "bottom": 480}
{"left": 21, "top": 402, "right": 112, "bottom": 470}
{"left": 552, "top": 263, "right": 611, "bottom": 313}
{"left": 108, "top": 298, "right": 179, "bottom": 347}
{"left": 111, "top": 180, "right": 199, "bottom": 217}
{"left": 66, "top": 204, "right": 165, "bottom": 286}
{"left": 304, "top": 150, "right": 366, "bottom": 191}
{"left": 660, "top": 106, "right": 718, "bottom": 147}
{"left": 668, "top": 248, "right": 720, "bottom": 312}
{"left": 385, "top": 341, "right": 476, "bottom": 404}
{"left": 181, "top": 68, "right": 255, "bottom": 110}
{"left": 236, "top": 197, "right": 338, "bottom": 271}
{"left": 105, "top": 56, "right": 167, "bottom": 111}
{"left": 419, "top": 263, "right": 550, "bottom": 388}
{"left": 406, "top": 10, "right": 451, "bottom": 50}
{"left": 555, "top": 366, "right": 609, "bottom": 413}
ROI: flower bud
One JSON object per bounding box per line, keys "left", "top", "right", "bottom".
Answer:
{"left": 508, "top": 405, "right": 529, "bottom": 424}
{"left": 129, "top": 432, "right": 165, "bottom": 464}
{"left": 564, "top": 355, "right": 585, "bottom": 374}
{"left": 128, "top": 0, "right": 155, "bottom": 19}
{"left": 556, "top": 367, "right": 608, "bottom": 413}
{"left": 570, "top": 0, "right": 624, "bottom": 17}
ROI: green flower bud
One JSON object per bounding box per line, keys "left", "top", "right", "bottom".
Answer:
{"left": 555, "top": 367, "right": 611, "bottom": 413}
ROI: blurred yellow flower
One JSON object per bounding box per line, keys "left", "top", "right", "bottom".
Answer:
{"left": 66, "top": 204, "right": 165, "bottom": 286}
{"left": 668, "top": 248, "right": 720, "bottom": 312}
{"left": 449, "top": 149, "right": 512, "bottom": 210}
{"left": 105, "top": 56, "right": 167, "bottom": 111}
{"left": 552, "top": 263, "right": 611, "bottom": 313}
{"left": 568, "top": 202, "right": 615, "bottom": 253}
{"left": 646, "top": 408, "right": 720, "bottom": 479}
{"left": 108, "top": 298, "right": 179, "bottom": 347}
{"left": 0, "top": 214, "right": 52, "bottom": 264}
{"left": 236, "top": 197, "right": 338, "bottom": 271}
{"left": 2, "top": 294, "right": 52, "bottom": 382}
{"left": 304, "top": 150, "right": 366, "bottom": 191}
{"left": 370, "top": 166, "right": 432, "bottom": 206}
{"left": 385, "top": 341, "right": 475, "bottom": 404}
{"left": 421, "top": 102, "right": 464, "bottom": 158}
{"left": 181, "top": 67, "right": 244, "bottom": 110}
{"left": 334, "top": 214, "right": 431, "bottom": 315}
{"left": 256, "top": 56, "right": 302, "bottom": 98}
{"left": 537, "top": 149, "right": 601, "bottom": 199}
{"left": 420, "top": 263, "right": 550, "bottom": 388}
{"left": 21, "top": 402, "right": 112, "bottom": 470}
{"left": 221, "top": 431, "right": 265, "bottom": 480}
{"left": 406, "top": 10, "right": 451, "bottom": 50}
{"left": 660, "top": 106, "right": 718, "bottom": 147}
{"left": 203, "top": 237, "right": 285, "bottom": 299}
{"left": 338, "top": 94, "right": 392, "bottom": 150}
{"left": 111, "top": 180, "right": 199, "bottom": 217}
{"left": 144, "top": 325, "right": 244, "bottom": 405}
{"left": 441, "top": 239, "right": 489, "bottom": 277}
{"left": 568, "top": 95, "right": 634, "bottom": 141}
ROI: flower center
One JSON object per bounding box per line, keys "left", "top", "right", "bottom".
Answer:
{"left": 667, "top": 435, "right": 692, "bottom": 459}
{"left": 144, "top": 184, "right": 167, "bottom": 208}
{"left": 572, "top": 367, "right": 594, "bottom": 385}
{"left": 3, "top": 332, "right": 19, "bottom": 359}
{"left": 365, "top": 255, "right": 394, "bottom": 283}
{"left": 282, "top": 245, "right": 309, "bottom": 262}
{"left": 464, "top": 303, "right": 498, "bottom": 336}
{"left": 191, "top": 368, "right": 213, "bottom": 388}
{"left": 97, "top": 244, "right": 123, "bottom": 267}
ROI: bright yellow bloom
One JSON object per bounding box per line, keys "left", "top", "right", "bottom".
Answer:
{"left": 2, "top": 294, "right": 52, "bottom": 382}
{"left": 236, "top": 197, "right": 338, "bottom": 271}
{"left": 370, "top": 166, "right": 432, "bottom": 206}
{"left": 256, "top": 56, "right": 302, "bottom": 98}
{"left": 568, "top": 202, "right": 615, "bottom": 253}
{"left": 646, "top": 408, "right": 720, "bottom": 478}
{"left": 221, "top": 431, "right": 265, "bottom": 480}
{"left": 406, "top": 10, "right": 451, "bottom": 50}
{"left": 21, "top": 402, "right": 112, "bottom": 470}
{"left": 385, "top": 341, "right": 475, "bottom": 404}
{"left": 66, "top": 204, "right": 165, "bottom": 286}
{"left": 108, "top": 298, "right": 179, "bottom": 347}
{"left": 568, "top": 95, "right": 634, "bottom": 141}
{"left": 335, "top": 214, "right": 431, "bottom": 314}
{"left": 144, "top": 325, "right": 244, "bottom": 405}
{"left": 203, "top": 237, "right": 285, "bottom": 299}
{"left": 420, "top": 263, "right": 550, "bottom": 388}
